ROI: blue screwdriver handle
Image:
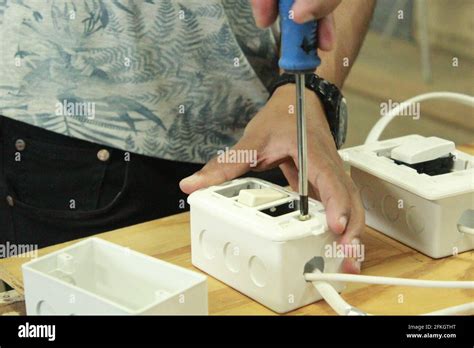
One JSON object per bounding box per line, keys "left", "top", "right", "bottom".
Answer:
{"left": 278, "top": 0, "right": 320, "bottom": 73}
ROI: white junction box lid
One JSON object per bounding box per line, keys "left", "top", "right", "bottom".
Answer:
{"left": 22, "top": 238, "right": 208, "bottom": 315}
{"left": 340, "top": 135, "right": 474, "bottom": 200}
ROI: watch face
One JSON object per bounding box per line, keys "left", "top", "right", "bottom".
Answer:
{"left": 337, "top": 97, "right": 348, "bottom": 148}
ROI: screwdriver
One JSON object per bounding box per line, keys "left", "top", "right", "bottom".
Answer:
{"left": 278, "top": 0, "right": 321, "bottom": 221}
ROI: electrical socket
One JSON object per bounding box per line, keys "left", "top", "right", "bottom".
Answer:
{"left": 341, "top": 135, "right": 474, "bottom": 258}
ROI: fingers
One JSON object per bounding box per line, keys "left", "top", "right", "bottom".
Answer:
{"left": 251, "top": 0, "right": 338, "bottom": 51}
{"left": 312, "top": 163, "right": 352, "bottom": 235}
{"left": 341, "top": 239, "right": 362, "bottom": 274}
{"left": 317, "top": 14, "right": 336, "bottom": 51}
{"left": 279, "top": 161, "right": 299, "bottom": 192}
{"left": 251, "top": 0, "right": 278, "bottom": 28}
{"left": 305, "top": 146, "right": 365, "bottom": 274}
{"left": 340, "top": 187, "right": 365, "bottom": 274}
{"left": 292, "top": 0, "right": 342, "bottom": 23}
{"left": 339, "top": 184, "right": 365, "bottom": 246}
{"left": 179, "top": 136, "right": 259, "bottom": 194}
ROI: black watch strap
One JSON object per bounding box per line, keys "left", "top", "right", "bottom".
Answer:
{"left": 269, "top": 73, "right": 346, "bottom": 149}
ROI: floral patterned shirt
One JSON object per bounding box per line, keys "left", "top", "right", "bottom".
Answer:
{"left": 0, "top": 0, "right": 279, "bottom": 163}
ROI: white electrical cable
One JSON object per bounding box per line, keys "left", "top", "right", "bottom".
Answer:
{"left": 458, "top": 225, "right": 474, "bottom": 235}
{"left": 306, "top": 271, "right": 474, "bottom": 316}
{"left": 424, "top": 302, "right": 474, "bottom": 315}
{"left": 304, "top": 273, "right": 474, "bottom": 289}
{"left": 310, "top": 278, "right": 356, "bottom": 315}
{"left": 365, "top": 92, "right": 474, "bottom": 144}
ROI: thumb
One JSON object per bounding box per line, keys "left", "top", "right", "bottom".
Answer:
{"left": 180, "top": 137, "right": 259, "bottom": 194}
{"left": 317, "top": 14, "right": 336, "bottom": 51}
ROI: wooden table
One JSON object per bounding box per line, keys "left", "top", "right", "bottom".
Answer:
{"left": 1, "top": 145, "right": 473, "bottom": 315}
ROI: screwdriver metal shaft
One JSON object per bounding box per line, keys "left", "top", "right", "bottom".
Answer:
{"left": 295, "top": 73, "right": 310, "bottom": 220}
{"left": 278, "top": 0, "right": 319, "bottom": 221}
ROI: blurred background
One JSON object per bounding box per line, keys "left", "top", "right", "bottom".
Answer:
{"left": 342, "top": 0, "right": 473, "bottom": 148}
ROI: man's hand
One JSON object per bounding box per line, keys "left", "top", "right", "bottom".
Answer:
{"left": 180, "top": 85, "right": 364, "bottom": 273}
{"left": 251, "top": 0, "right": 342, "bottom": 51}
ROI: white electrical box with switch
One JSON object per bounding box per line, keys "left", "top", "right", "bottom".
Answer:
{"left": 188, "top": 178, "right": 344, "bottom": 313}
{"left": 341, "top": 135, "right": 474, "bottom": 258}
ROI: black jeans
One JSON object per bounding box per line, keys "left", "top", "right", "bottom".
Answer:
{"left": 0, "top": 116, "right": 286, "bottom": 249}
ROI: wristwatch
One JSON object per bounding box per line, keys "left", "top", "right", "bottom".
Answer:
{"left": 269, "top": 73, "right": 348, "bottom": 149}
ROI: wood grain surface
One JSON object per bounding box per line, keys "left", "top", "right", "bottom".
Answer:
{"left": 0, "top": 146, "right": 473, "bottom": 315}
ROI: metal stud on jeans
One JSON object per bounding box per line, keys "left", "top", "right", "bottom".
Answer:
{"left": 15, "top": 139, "right": 26, "bottom": 151}
{"left": 6, "top": 195, "right": 14, "bottom": 207}
{"left": 97, "top": 149, "right": 110, "bottom": 162}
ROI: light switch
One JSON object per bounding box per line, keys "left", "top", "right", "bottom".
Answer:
{"left": 390, "top": 136, "right": 455, "bottom": 164}
{"left": 237, "top": 188, "right": 287, "bottom": 207}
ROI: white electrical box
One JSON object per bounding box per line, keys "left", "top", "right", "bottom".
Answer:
{"left": 188, "top": 178, "right": 344, "bottom": 313}
{"left": 22, "top": 238, "right": 208, "bottom": 315}
{"left": 341, "top": 135, "right": 474, "bottom": 258}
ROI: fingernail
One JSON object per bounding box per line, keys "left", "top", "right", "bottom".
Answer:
{"left": 338, "top": 216, "right": 348, "bottom": 231}
{"left": 351, "top": 238, "right": 360, "bottom": 246}
{"left": 352, "top": 259, "right": 361, "bottom": 273}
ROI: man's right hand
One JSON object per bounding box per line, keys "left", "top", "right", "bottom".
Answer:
{"left": 251, "top": 0, "right": 342, "bottom": 51}
{"left": 180, "top": 84, "right": 364, "bottom": 274}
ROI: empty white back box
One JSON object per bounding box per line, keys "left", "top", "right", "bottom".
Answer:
{"left": 22, "top": 238, "right": 208, "bottom": 315}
